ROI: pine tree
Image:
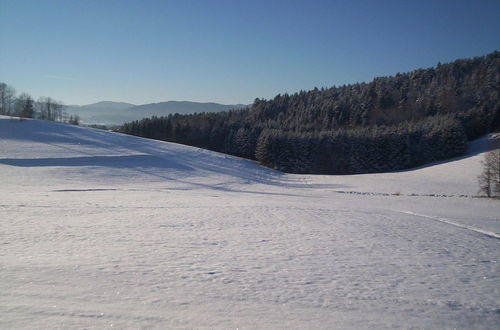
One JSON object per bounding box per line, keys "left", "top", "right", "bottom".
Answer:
{"left": 21, "top": 96, "right": 34, "bottom": 118}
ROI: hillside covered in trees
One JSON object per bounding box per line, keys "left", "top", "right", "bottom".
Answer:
{"left": 121, "top": 52, "right": 499, "bottom": 174}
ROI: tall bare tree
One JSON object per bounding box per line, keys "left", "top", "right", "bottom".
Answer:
{"left": 478, "top": 146, "right": 500, "bottom": 197}
{"left": 0, "top": 82, "right": 16, "bottom": 115}
{"left": 37, "top": 96, "right": 65, "bottom": 121}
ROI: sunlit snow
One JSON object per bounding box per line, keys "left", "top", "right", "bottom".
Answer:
{"left": 1, "top": 116, "right": 498, "bottom": 329}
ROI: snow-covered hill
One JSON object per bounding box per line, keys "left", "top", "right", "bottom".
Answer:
{"left": 307, "top": 134, "right": 499, "bottom": 196}
{"left": 1, "top": 117, "right": 498, "bottom": 329}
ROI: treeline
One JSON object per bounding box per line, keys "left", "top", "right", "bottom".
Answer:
{"left": 0, "top": 82, "right": 80, "bottom": 124}
{"left": 121, "top": 51, "right": 500, "bottom": 174}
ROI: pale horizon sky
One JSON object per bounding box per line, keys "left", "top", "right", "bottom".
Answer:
{"left": 0, "top": 0, "right": 499, "bottom": 106}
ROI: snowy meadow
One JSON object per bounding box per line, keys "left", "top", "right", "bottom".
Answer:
{"left": 1, "top": 117, "right": 498, "bottom": 329}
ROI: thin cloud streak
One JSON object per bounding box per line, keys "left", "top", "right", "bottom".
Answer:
{"left": 44, "top": 75, "right": 79, "bottom": 81}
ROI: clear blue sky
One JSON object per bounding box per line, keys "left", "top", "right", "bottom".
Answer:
{"left": 0, "top": 0, "right": 499, "bottom": 105}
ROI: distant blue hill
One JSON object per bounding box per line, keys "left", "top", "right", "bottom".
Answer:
{"left": 65, "top": 100, "right": 247, "bottom": 126}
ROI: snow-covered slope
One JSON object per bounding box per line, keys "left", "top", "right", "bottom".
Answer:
{"left": 1, "top": 117, "right": 499, "bottom": 329}
{"left": 0, "top": 116, "right": 282, "bottom": 188}
{"left": 306, "top": 134, "right": 499, "bottom": 196}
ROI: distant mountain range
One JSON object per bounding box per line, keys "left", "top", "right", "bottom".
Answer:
{"left": 65, "top": 101, "right": 248, "bottom": 126}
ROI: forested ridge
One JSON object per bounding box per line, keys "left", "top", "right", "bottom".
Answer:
{"left": 121, "top": 51, "right": 499, "bottom": 174}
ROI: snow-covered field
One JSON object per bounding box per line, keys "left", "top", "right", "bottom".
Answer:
{"left": 1, "top": 116, "right": 499, "bottom": 329}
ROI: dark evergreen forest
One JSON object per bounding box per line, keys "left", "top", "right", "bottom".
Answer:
{"left": 121, "top": 52, "right": 499, "bottom": 174}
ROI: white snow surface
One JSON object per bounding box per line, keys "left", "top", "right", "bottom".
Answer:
{"left": 1, "top": 116, "right": 499, "bottom": 329}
